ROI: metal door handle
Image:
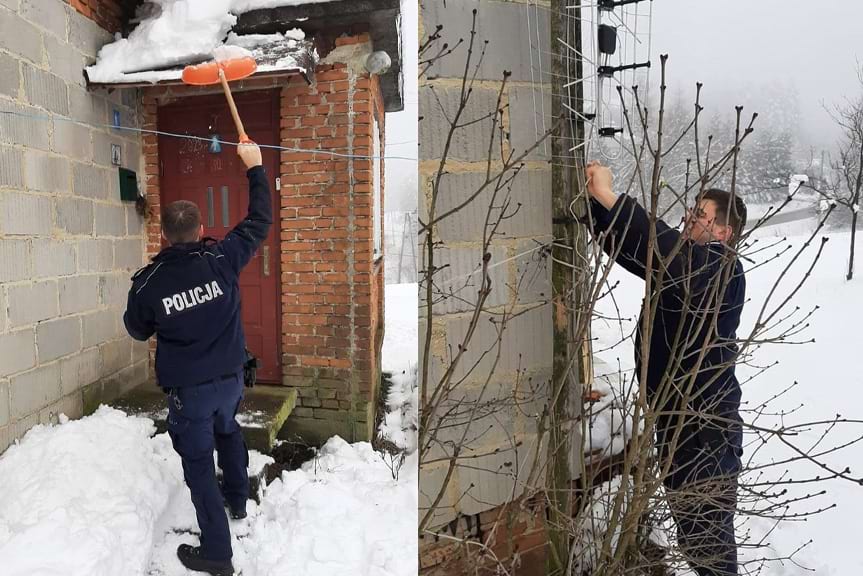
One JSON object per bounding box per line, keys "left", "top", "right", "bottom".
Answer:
{"left": 262, "top": 245, "right": 270, "bottom": 276}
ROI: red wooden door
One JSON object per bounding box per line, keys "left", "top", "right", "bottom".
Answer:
{"left": 158, "top": 90, "right": 281, "bottom": 383}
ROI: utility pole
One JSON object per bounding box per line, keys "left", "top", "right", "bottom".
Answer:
{"left": 820, "top": 149, "right": 826, "bottom": 183}
{"left": 547, "top": 1, "right": 591, "bottom": 573}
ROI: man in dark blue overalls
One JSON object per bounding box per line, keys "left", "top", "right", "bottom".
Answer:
{"left": 124, "top": 142, "right": 270, "bottom": 576}
{"left": 586, "top": 161, "right": 746, "bottom": 576}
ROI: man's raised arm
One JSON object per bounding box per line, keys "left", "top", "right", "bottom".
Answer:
{"left": 220, "top": 142, "right": 273, "bottom": 275}
{"left": 586, "top": 161, "right": 709, "bottom": 283}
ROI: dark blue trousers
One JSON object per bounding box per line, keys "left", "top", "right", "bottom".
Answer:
{"left": 167, "top": 372, "right": 249, "bottom": 561}
{"left": 667, "top": 476, "right": 738, "bottom": 576}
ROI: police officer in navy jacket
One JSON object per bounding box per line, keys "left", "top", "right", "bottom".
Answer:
{"left": 585, "top": 161, "right": 746, "bottom": 576}
{"left": 124, "top": 142, "right": 270, "bottom": 576}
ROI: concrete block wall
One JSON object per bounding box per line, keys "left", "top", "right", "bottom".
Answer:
{"left": 0, "top": 0, "right": 147, "bottom": 453}
{"left": 419, "top": 0, "right": 553, "bottom": 532}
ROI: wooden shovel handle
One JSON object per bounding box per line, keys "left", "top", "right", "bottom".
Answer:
{"left": 218, "top": 69, "right": 253, "bottom": 144}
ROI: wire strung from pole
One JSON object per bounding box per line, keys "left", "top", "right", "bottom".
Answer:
{"left": 0, "top": 109, "right": 418, "bottom": 162}
{"left": 531, "top": 0, "right": 549, "bottom": 152}
{"left": 437, "top": 239, "right": 555, "bottom": 288}
{"left": 525, "top": 0, "right": 543, "bottom": 158}
{"left": 521, "top": 0, "right": 553, "bottom": 161}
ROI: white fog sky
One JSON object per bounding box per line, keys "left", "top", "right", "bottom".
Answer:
{"left": 650, "top": 0, "right": 863, "bottom": 150}
{"left": 388, "top": 1, "right": 863, "bottom": 206}
{"left": 384, "top": 0, "right": 418, "bottom": 211}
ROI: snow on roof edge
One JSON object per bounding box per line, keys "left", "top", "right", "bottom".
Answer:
{"left": 85, "top": 36, "right": 318, "bottom": 87}
{"left": 231, "top": 0, "right": 339, "bottom": 12}
{"left": 84, "top": 0, "right": 327, "bottom": 86}
{"left": 84, "top": 65, "right": 310, "bottom": 87}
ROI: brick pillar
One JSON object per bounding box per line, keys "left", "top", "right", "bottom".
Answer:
{"left": 65, "top": 0, "right": 124, "bottom": 34}
{"left": 141, "top": 93, "right": 162, "bottom": 260}
{"left": 278, "top": 52, "right": 385, "bottom": 443}
{"left": 141, "top": 90, "right": 162, "bottom": 375}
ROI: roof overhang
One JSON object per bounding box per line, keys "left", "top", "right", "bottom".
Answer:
{"left": 236, "top": 0, "right": 403, "bottom": 112}
{"left": 84, "top": 37, "right": 317, "bottom": 89}
{"left": 84, "top": 68, "right": 311, "bottom": 90}
{"left": 83, "top": 0, "right": 402, "bottom": 111}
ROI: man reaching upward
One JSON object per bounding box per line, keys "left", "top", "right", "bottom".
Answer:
{"left": 124, "top": 142, "right": 270, "bottom": 576}
{"left": 586, "top": 161, "right": 747, "bottom": 576}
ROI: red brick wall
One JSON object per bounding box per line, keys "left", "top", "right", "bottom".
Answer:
{"left": 370, "top": 48, "right": 386, "bottom": 407}
{"left": 141, "top": 90, "right": 159, "bottom": 372}
{"left": 278, "top": 39, "right": 386, "bottom": 441}
{"left": 65, "top": 0, "right": 123, "bottom": 34}
{"left": 141, "top": 96, "right": 160, "bottom": 258}
{"left": 420, "top": 495, "right": 549, "bottom": 576}
{"left": 420, "top": 457, "right": 629, "bottom": 575}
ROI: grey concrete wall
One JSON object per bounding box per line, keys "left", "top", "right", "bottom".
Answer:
{"left": 419, "top": 0, "right": 553, "bottom": 528}
{"left": 0, "top": 0, "right": 147, "bottom": 453}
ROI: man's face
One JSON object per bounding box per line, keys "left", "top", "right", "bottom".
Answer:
{"left": 682, "top": 199, "right": 732, "bottom": 245}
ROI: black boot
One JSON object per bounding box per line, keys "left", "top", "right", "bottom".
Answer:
{"left": 218, "top": 479, "right": 247, "bottom": 519}
{"left": 177, "top": 544, "right": 234, "bottom": 576}
{"left": 227, "top": 504, "right": 247, "bottom": 520}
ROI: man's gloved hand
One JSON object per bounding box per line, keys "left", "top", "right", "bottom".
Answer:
{"left": 243, "top": 349, "right": 258, "bottom": 388}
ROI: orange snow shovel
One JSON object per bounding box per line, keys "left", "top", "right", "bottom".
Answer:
{"left": 181, "top": 56, "right": 257, "bottom": 144}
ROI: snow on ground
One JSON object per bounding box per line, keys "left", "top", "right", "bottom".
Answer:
{"left": 591, "top": 228, "right": 863, "bottom": 575}
{"left": 235, "top": 410, "right": 266, "bottom": 429}
{"left": 0, "top": 408, "right": 417, "bottom": 576}
{"left": 147, "top": 437, "right": 417, "bottom": 576}
{"left": 230, "top": 439, "right": 416, "bottom": 576}
{"left": 0, "top": 282, "right": 420, "bottom": 576}
{"left": 579, "top": 360, "right": 642, "bottom": 464}
{"left": 0, "top": 410, "right": 179, "bottom": 576}
{"left": 379, "top": 283, "right": 419, "bottom": 453}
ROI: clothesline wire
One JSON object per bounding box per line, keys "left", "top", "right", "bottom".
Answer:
{"left": 0, "top": 109, "right": 418, "bottom": 162}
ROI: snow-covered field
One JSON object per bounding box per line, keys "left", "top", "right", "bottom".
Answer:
{"left": 592, "top": 229, "right": 863, "bottom": 575}
{"left": 0, "top": 284, "right": 419, "bottom": 576}
{"left": 379, "top": 283, "right": 419, "bottom": 453}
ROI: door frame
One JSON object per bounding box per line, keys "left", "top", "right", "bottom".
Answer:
{"left": 155, "top": 88, "right": 283, "bottom": 384}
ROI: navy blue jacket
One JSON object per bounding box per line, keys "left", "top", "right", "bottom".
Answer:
{"left": 123, "top": 166, "right": 272, "bottom": 389}
{"left": 592, "top": 195, "right": 745, "bottom": 487}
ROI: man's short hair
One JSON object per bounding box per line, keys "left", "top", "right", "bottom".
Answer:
{"left": 700, "top": 188, "right": 747, "bottom": 240}
{"left": 161, "top": 200, "right": 201, "bottom": 244}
